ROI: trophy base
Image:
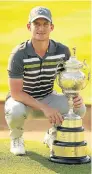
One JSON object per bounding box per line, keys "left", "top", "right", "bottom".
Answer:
{"left": 49, "top": 155, "right": 91, "bottom": 164}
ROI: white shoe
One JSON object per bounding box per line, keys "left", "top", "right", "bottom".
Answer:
{"left": 43, "top": 127, "right": 57, "bottom": 148}
{"left": 43, "top": 127, "right": 57, "bottom": 157}
{"left": 10, "top": 137, "right": 26, "bottom": 155}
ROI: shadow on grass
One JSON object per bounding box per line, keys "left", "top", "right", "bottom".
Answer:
{"left": 0, "top": 139, "right": 91, "bottom": 174}
{"left": 26, "top": 151, "right": 91, "bottom": 174}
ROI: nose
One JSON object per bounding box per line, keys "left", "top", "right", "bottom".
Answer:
{"left": 38, "top": 24, "right": 45, "bottom": 32}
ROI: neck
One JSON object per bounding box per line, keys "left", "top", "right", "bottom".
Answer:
{"left": 31, "top": 39, "right": 49, "bottom": 57}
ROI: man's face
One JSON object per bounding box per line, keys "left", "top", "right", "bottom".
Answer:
{"left": 27, "top": 18, "right": 54, "bottom": 41}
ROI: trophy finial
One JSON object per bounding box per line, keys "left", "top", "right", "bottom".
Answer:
{"left": 72, "top": 47, "right": 76, "bottom": 56}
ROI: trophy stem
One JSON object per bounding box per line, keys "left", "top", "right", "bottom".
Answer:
{"left": 68, "top": 108, "right": 74, "bottom": 117}
{"left": 67, "top": 94, "right": 75, "bottom": 117}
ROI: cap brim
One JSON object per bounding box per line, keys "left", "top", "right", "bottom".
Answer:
{"left": 30, "top": 15, "right": 52, "bottom": 23}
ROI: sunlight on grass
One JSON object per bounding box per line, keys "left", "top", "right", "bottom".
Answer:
{"left": 0, "top": 139, "right": 91, "bottom": 174}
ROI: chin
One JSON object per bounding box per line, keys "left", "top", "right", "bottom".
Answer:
{"left": 35, "top": 38, "right": 47, "bottom": 41}
{"left": 37, "top": 38, "right": 46, "bottom": 41}
{"left": 35, "top": 35, "right": 49, "bottom": 41}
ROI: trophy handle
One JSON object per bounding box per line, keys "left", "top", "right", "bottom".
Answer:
{"left": 55, "top": 60, "right": 64, "bottom": 87}
{"left": 81, "top": 59, "right": 90, "bottom": 89}
{"left": 55, "top": 59, "right": 65, "bottom": 85}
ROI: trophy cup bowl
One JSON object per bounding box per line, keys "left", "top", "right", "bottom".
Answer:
{"left": 49, "top": 48, "right": 91, "bottom": 164}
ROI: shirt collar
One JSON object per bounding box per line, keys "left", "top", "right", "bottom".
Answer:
{"left": 26, "top": 39, "right": 56, "bottom": 56}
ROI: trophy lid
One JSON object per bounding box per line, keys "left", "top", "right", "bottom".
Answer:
{"left": 65, "top": 47, "right": 83, "bottom": 69}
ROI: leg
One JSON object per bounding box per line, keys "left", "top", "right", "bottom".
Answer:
{"left": 41, "top": 92, "right": 86, "bottom": 117}
{"left": 5, "top": 97, "right": 28, "bottom": 155}
{"left": 40, "top": 92, "right": 69, "bottom": 115}
{"left": 5, "top": 97, "right": 27, "bottom": 139}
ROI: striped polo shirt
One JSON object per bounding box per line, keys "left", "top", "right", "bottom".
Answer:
{"left": 7, "top": 39, "right": 71, "bottom": 99}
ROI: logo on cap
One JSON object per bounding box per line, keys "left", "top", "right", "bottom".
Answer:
{"left": 29, "top": 6, "right": 52, "bottom": 23}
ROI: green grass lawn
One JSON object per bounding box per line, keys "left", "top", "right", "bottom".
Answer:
{"left": 0, "top": 139, "right": 91, "bottom": 174}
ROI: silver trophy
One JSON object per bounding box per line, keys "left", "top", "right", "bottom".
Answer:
{"left": 50, "top": 47, "right": 91, "bottom": 164}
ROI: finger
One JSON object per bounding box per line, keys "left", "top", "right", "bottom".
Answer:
{"left": 55, "top": 115, "right": 61, "bottom": 125}
{"left": 74, "top": 104, "right": 82, "bottom": 108}
{"left": 73, "top": 97, "right": 83, "bottom": 104}
{"left": 57, "top": 112, "right": 64, "bottom": 122}
{"left": 73, "top": 95, "right": 83, "bottom": 102}
{"left": 49, "top": 116, "right": 52, "bottom": 124}
{"left": 74, "top": 99, "right": 82, "bottom": 104}
{"left": 50, "top": 115, "right": 56, "bottom": 124}
{"left": 73, "top": 99, "right": 83, "bottom": 106}
{"left": 73, "top": 93, "right": 79, "bottom": 98}
{"left": 74, "top": 101, "right": 82, "bottom": 108}
{"left": 56, "top": 113, "right": 63, "bottom": 125}
{"left": 73, "top": 96, "right": 80, "bottom": 102}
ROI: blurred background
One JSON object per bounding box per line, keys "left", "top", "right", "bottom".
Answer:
{"left": 0, "top": 1, "right": 91, "bottom": 104}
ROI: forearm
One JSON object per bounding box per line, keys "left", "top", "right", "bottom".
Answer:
{"left": 11, "top": 91, "right": 46, "bottom": 112}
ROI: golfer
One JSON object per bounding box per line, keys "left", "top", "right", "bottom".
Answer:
{"left": 5, "top": 6, "right": 86, "bottom": 155}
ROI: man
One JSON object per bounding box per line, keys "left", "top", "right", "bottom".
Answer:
{"left": 5, "top": 6, "right": 86, "bottom": 155}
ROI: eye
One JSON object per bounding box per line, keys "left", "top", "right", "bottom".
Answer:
{"left": 35, "top": 23, "right": 39, "bottom": 27}
{"left": 33, "top": 22, "right": 40, "bottom": 27}
{"left": 44, "top": 22, "right": 49, "bottom": 27}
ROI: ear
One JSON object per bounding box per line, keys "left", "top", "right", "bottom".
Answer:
{"left": 27, "top": 23, "right": 31, "bottom": 31}
{"left": 50, "top": 24, "right": 54, "bottom": 31}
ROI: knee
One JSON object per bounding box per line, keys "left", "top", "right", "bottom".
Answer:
{"left": 51, "top": 95, "right": 69, "bottom": 115}
{"left": 5, "top": 101, "right": 27, "bottom": 129}
{"left": 11, "top": 102, "right": 27, "bottom": 118}
{"left": 5, "top": 101, "right": 27, "bottom": 121}
{"left": 59, "top": 95, "right": 69, "bottom": 114}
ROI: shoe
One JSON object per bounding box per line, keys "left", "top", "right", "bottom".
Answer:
{"left": 43, "top": 127, "right": 57, "bottom": 157}
{"left": 43, "top": 127, "right": 57, "bottom": 148}
{"left": 10, "top": 137, "right": 26, "bottom": 155}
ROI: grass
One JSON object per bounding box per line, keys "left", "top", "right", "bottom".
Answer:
{"left": 0, "top": 139, "right": 91, "bottom": 174}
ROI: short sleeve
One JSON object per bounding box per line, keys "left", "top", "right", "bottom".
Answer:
{"left": 8, "top": 47, "right": 24, "bottom": 78}
{"left": 64, "top": 46, "right": 71, "bottom": 61}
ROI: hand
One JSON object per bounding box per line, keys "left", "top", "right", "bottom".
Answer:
{"left": 73, "top": 94, "right": 83, "bottom": 108}
{"left": 42, "top": 105, "right": 64, "bottom": 125}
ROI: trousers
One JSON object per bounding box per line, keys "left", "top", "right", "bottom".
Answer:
{"left": 4, "top": 92, "right": 86, "bottom": 139}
